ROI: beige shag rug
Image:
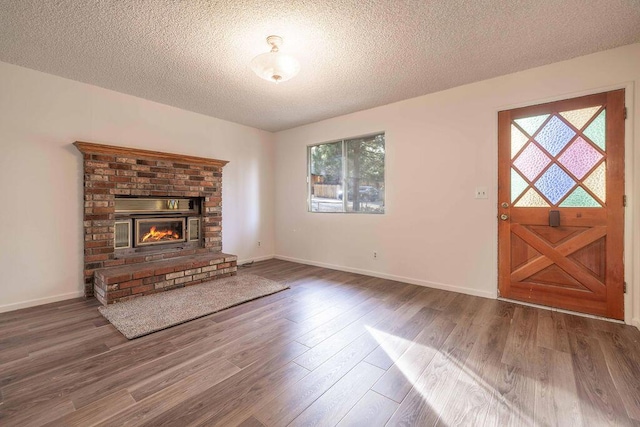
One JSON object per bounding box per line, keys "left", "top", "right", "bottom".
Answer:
{"left": 98, "top": 274, "right": 288, "bottom": 339}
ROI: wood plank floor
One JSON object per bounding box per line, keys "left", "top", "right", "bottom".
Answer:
{"left": 1, "top": 259, "right": 640, "bottom": 426}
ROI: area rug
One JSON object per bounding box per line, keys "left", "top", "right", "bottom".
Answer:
{"left": 98, "top": 274, "right": 289, "bottom": 339}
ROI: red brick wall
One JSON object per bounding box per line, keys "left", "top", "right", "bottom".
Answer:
{"left": 81, "top": 152, "right": 224, "bottom": 297}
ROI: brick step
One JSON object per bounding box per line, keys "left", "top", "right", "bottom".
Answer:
{"left": 94, "top": 252, "right": 237, "bottom": 305}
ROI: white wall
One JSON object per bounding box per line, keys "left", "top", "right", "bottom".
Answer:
{"left": 274, "top": 43, "right": 640, "bottom": 326}
{"left": 0, "top": 62, "right": 275, "bottom": 312}
{"left": 3, "top": 44, "right": 639, "bottom": 326}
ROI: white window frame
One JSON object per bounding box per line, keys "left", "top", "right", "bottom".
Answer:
{"left": 307, "top": 132, "right": 385, "bottom": 214}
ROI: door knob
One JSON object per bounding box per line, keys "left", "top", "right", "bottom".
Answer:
{"left": 501, "top": 202, "right": 509, "bottom": 208}
{"left": 500, "top": 214, "right": 509, "bottom": 221}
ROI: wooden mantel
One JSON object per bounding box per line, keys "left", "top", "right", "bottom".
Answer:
{"left": 74, "top": 141, "right": 229, "bottom": 168}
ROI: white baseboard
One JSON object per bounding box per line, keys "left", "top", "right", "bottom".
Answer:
{"left": 0, "top": 291, "right": 85, "bottom": 314}
{"left": 237, "top": 255, "right": 276, "bottom": 266}
{"left": 274, "top": 255, "right": 495, "bottom": 299}
{"left": 632, "top": 318, "right": 640, "bottom": 331}
{"left": 0, "top": 255, "right": 272, "bottom": 314}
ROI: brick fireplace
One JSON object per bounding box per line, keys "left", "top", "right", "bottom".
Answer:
{"left": 75, "top": 141, "right": 237, "bottom": 305}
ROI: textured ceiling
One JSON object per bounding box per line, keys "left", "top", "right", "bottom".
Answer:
{"left": 0, "top": 1, "right": 639, "bottom": 132}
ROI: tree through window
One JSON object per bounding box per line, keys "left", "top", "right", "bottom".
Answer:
{"left": 308, "top": 133, "right": 385, "bottom": 213}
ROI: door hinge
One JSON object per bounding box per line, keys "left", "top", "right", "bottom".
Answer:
{"left": 624, "top": 282, "right": 627, "bottom": 293}
{"left": 623, "top": 195, "right": 627, "bottom": 207}
{"left": 624, "top": 107, "right": 627, "bottom": 120}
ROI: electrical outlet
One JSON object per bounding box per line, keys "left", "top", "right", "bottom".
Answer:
{"left": 475, "top": 187, "right": 488, "bottom": 199}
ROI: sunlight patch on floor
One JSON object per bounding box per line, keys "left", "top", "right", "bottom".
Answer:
{"left": 366, "top": 326, "right": 535, "bottom": 426}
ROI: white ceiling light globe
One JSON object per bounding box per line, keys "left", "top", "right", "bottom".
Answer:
{"left": 250, "top": 36, "right": 300, "bottom": 83}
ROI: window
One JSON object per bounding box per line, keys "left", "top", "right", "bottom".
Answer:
{"left": 308, "top": 133, "right": 385, "bottom": 213}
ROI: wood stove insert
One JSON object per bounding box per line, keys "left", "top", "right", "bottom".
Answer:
{"left": 114, "top": 197, "right": 202, "bottom": 255}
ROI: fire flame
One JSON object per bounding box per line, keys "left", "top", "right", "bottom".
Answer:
{"left": 141, "top": 226, "right": 181, "bottom": 242}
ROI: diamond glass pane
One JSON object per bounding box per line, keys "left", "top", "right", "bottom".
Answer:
{"left": 559, "top": 106, "right": 601, "bottom": 131}
{"left": 559, "top": 186, "right": 601, "bottom": 207}
{"left": 534, "top": 164, "right": 575, "bottom": 205}
{"left": 511, "top": 125, "right": 529, "bottom": 158}
{"left": 534, "top": 116, "right": 576, "bottom": 156}
{"left": 514, "top": 114, "right": 549, "bottom": 137}
{"left": 511, "top": 168, "right": 528, "bottom": 203}
{"left": 512, "top": 143, "right": 551, "bottom": 181}
{"left": 514, "top": 188, "right": 549, "bottom": 207}
{"left": 557, "top": 136, "right": 603, "bottom": 179}
{"left": 583, "top": 162, "right": 606, "bottom": 202}
{"left": 584, "top": 109, "right": 606, "bottom": 150}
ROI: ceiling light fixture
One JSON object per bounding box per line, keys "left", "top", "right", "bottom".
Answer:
{"left": 250, "top": 35, "right": 300, "bottom": 83}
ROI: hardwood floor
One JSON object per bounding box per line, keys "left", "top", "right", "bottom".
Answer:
{"left": 1, "top": 259, "right": 639, "bottom": 426}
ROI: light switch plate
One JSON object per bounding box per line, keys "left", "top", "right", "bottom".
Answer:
{"left": 475, "top": 187, "right": 488, "bottom": 199}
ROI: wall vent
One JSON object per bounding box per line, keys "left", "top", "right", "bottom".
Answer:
{"left": 114, "top": 221, "right": 131, "bottom": 249}
{"left": 188, "top": 218, "right": 200, "bottom": 241}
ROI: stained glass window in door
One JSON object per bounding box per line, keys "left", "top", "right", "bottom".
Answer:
{"left": 584, "top": 110, "right": 606, "bottom": 150}
{"left": 511, "top": 168, "right": 528, "bottom": 203}
{"left": 512, "top": 143, "right": 551, "bottom": 181}
{"left": 559, "top": 186, "right": 601, "bottom": 207}
{"left": 559, "top": 106, "right": 601, "bottom": 131}
{"left": 513, "top": 114, "right": 549, "bottom": 137}
{"left": 534, "top": 116, "right": 576, "bottom": 156}
{"left": 534, "top": 164, "right": 575, "bottom": 205}
{"left": 511, "top": 103, "right": 606, "bottom": 208}
{"left": 557, "top": 137, "right": 603, "bottom": 179}
{"left": 514, "top": 188, "right": 549, "bottom": 207}
{"left": 511, "top": 125, "right": 529, "bottom": 158}
{"left": 583, "top": 162, "right": 606, "bottom": 203}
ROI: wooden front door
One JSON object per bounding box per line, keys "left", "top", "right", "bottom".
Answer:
{"left": 498, "top": 90, "right": 625, "bottom": 320}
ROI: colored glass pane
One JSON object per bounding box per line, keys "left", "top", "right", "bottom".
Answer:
{"left": 511, "top": 168, "right": 528, "bottom": 202}
{"left": 557, "top": 136, "right": 603, "bottom": 179}
{"left": 514, "top": 114, "right": 549, "bottom": 137}
{"left": 514, "top": 188, "right": 549, "bottom": 207}
{"left": 511, "top": 125, "right": 528, "bottom": 158}
{"left": 534, "top": 164, "right": 575, "bottom": 205}
{"left": 534, "top": 115, "right": 576, "bottom": 156}
{"left": 559, "top": 186, "right": 601, "bottom": 207}
{"left": 583, "top": 162, "right": 606, "bottom": 202}
{"left": 584, "top": 110, "right": 606, "bottom": 150}
{"left": 512, "top": 143, "right": 551, "bottom": 181}
{"left": 559, "top": 106, "right": 601, "bottom": 131}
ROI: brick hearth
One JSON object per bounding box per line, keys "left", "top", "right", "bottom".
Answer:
{"left": 75, "top": 141, "right": 237, "bottom": 304}
{"left": 93, "top": 253, "right": 237, "bottom": 305}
